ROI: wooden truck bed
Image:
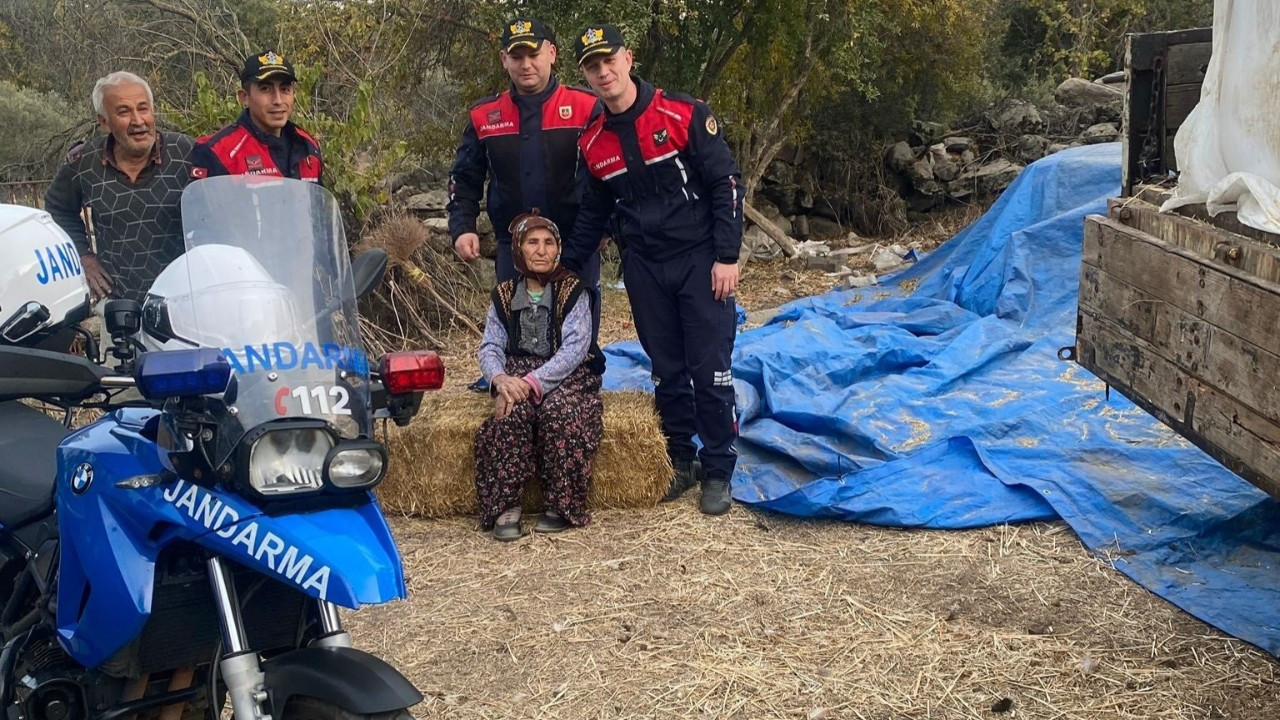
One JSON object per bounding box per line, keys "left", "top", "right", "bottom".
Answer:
{"left": 1075, "top": 196, "right": 1280, "bottom": 500}
{"left": 1073, "top": 24, "right": 1280, "bottom": 501}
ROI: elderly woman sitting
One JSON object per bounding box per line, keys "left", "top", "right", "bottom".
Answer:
{"left": 474, "top": 210, "right": 605, "bottom": 541}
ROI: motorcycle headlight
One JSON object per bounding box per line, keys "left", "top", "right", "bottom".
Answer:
{"left": 324, "top": 441, "right": 387, "bottom": 490}
{"left": 248, "top": 429, "right": 334, "bottom": 496}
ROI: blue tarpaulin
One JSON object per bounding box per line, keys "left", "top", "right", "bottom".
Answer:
{"left": 603, "top": 143, "right": 1280, "bottom": 655}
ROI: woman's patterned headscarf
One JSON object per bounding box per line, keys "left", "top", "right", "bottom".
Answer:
{"left": 509, "top": 209, "right": 572, "bottom": 284}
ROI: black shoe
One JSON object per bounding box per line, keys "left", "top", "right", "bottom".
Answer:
{"left": 661, "top": 458, "right": 701, "bottom": 502}
{"left": 534, "top": 511, "right": 571, "bottom": 533}
{"left": 699, "top": 476, "right": 733, "bottom": 516}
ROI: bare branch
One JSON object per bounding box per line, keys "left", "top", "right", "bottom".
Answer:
{"left": 744, "top": 26, "right": 816, "bottom": 197}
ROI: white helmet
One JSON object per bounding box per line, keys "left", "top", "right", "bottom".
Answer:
{"left": 141, "top": 244, "right": 300, "bottom": 352}
{"left": 0, "top": 204, "right": 92, "bottom": 345}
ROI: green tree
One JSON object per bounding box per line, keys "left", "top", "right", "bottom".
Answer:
{"left": 0, "top": 81, "right": 78, "bottom": 181}
{"left": 995, "top": 0, "right": 1213, "bottom": 83}
{"left": 0, "top": 0, "right": 1219, "bottom": 227}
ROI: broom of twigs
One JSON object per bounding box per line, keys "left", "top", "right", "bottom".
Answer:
{"left": 355, "top": 216, "right": 490, "bottom": 355}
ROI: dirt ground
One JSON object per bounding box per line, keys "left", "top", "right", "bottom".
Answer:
{"left": 349, "top": 509, "right": 1278, "bottom": 719}
{"left": 355, "top": 207, "right": 1280, "bottom": 718}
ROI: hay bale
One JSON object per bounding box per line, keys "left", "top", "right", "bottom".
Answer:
{"left": 378, "top": 389, "right": 672, "bottom": 517}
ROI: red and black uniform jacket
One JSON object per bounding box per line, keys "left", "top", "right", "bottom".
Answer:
{"left": 190, "top": 110, "right": 323, "bottom": 183}
{"left": 447, "top": 79, "right": 600, "bottom": 244}
{"left": 563, "top": 77, "right": 743, "bottom": 272}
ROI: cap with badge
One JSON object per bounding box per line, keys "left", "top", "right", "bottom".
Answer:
{"left": 241, "top": 50, "right": 296, "bottom": 84}
{"left": 501, "top": 17, "right": 555, "bottom": 53}
{"left": 574, "top": 25, "right": 626, "bottom": 66}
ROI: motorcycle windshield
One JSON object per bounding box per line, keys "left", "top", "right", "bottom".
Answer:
{"left": 177, "top": 177, "right": 371, "bottom": 465}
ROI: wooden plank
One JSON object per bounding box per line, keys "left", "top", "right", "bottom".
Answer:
{"left": 1203, "top": 326, "right": 1280, "bottom": 426}
{"left": 1132, "top": 186, "right": 1280, "bottom": 248}
{"left": 1084, "top": 216, "right": 1280, "bottom": 359}
{"left": 1078, "top": 263, "right": 1210, "bottom": 375}
{"left": 1076, "top": 311, "right": 1191, "bottom": 424}
{"left": 1127, "top": 29, "right": 1209, "bottom": 71}
{"left": 1126, "top": 31, "right": 1166, "bottom": 72}
{"left": 1165, "top": 42, "right": 1212, "bottom": 86}
{"left": 1133, "top": 186, "right": 1171, "bottom": 207}
{"left": 742, "top": 202, "right": 798, "bottom": 258}
{"left": 1080, "top": 262, "right": 1280, "bottom": 427}
{"left": 1107, "top": 198, "right": 1280, "bottom": 282}
{"left": 1159, "top": 27, "right": 1213, "bottom": 48}
{"left": 1109, "top": 198, "right": 1216, "bottom": 260}
{"left": 1191, "top": 387, "right": 1280, "bottom": 500}
{"left": 1077, "top": 312, "right": 1280, "bottom": 500}
{"left": 1165, "top": 83, "right": 1202, "bottom": 130}
{"left": 1169, "top": 205, "right": 1280, "bottom": 250}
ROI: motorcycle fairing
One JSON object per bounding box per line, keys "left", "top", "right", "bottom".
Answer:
{"left": 55, "top": 409, "right": 406, "bottom": 669}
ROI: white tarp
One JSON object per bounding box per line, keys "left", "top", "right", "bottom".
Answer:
{"left": 1162, "top": 0, "right": 1280, "bottom": 233}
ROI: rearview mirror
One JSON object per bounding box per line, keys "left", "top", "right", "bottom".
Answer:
{"left": 352, "top": 249, "right": 388, "bottom": 299}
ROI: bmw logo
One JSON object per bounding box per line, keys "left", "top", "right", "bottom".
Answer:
{"left": 71, "top": 463, "right": 94, "bottom": 495}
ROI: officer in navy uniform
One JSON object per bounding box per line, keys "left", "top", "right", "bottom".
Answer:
{"left": 562, "top": 25, "right": 743, "bottom": 516}
{"left": 447, "top": 17, "right": 605, "bottom": 391}
{"left": 190, "top": 51, "right": 323, "bottom": 183}
{"left": 447, "top": 18, "right": 602, "bottom": 288}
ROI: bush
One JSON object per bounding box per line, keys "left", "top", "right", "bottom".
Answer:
{"left": 0, "top": 81, "right": 78, "bottom": 181}
{"left": 990, "top": 0, "right": 1213, "bottom": 87}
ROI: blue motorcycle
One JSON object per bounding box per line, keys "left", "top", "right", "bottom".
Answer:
{"left": 1, "top": 177, "right": 442, "bottom": 720}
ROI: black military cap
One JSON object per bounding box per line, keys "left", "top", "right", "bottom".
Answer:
{"left": 574, "top": 25, "right": 626, "bottom": 66}
{"left": 240, "top": 50, "right": 296, "bottom": 83}
{"left": 501, "top": 18, "right": 556, "bottom": 53}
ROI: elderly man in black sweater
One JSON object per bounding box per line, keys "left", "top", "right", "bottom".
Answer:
{"left": 44, "top": 71, "right": 193, "bottom": 305}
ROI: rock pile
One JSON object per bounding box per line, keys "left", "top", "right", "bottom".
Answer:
{"left": 885, "top": 76, "right": 1123, "bottom": 211}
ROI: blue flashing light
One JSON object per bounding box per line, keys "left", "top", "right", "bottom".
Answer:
{"left": 134, "top": 348, "right": 232, "bottom": 400}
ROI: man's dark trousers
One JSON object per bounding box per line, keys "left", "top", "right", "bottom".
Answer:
{"left": 622, "top": 246, "right": 737, "bottom": 479}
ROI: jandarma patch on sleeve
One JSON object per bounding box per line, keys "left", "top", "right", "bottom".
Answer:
{"left": 705, "top": 116, "right": 719, "bottom": 135}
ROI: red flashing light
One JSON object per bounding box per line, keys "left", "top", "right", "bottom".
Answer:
{"left": 381, "top": 351, "right": 445, "bottom": 394}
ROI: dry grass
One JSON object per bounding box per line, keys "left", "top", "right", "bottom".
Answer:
{"left": 378, "top": 389, "right": 671, "bottom": 518}
{"left": 347, "top": 509, "right": 1279, "bottom": 719}
{"left": 736, "top": 262, "right": 849, "bottom": 311}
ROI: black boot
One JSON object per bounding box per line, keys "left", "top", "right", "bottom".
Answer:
{"left": 699, "top": 475, "right": 732, "bottom": 516}
{"left": 662, "top": 458, "right": 701, "bottom": 502}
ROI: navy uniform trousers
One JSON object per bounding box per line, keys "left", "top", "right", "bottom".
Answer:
{"left": 622, "top": 246, "right": 737, "bottom": 480}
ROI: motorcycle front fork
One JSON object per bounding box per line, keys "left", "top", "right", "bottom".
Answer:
{"left": 207, "top": 557, "right": 351, "bottom": 720}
